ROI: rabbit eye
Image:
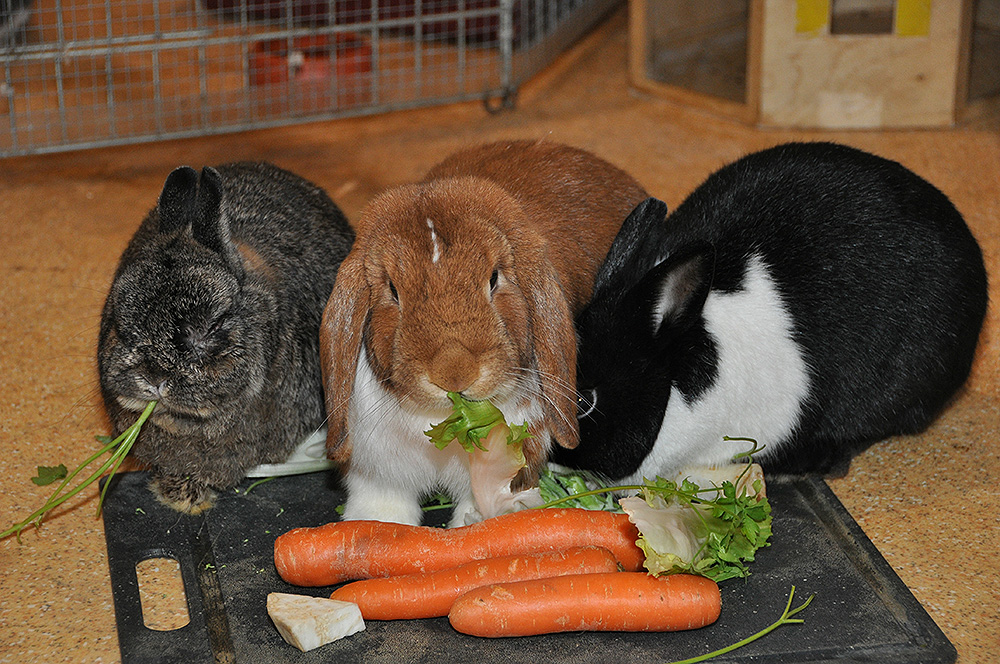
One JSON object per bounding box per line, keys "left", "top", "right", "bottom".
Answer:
{"left": 489, "top": 268, "right": 500, "bottom": 294}
{"left": 577, "top": 389, "right": 598, "bottom": 420}
{"left": 388, "top": 280, "right": 399, "bottom": 304}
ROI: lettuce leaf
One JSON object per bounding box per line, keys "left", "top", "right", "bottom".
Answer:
{"left": 538, "top": 467, "right": 622, "bottom": 512}
{"left": 620, "top": 470, "right": 772, "bottom": 582}
{"left": 425, "top": 392, "right": 530, "bottom": 454}
{"left": 425, "top": 392, "right": 538, "bottom": 520}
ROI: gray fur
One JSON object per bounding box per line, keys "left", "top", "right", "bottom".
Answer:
{"left": 98, "top": 162, "right": 354, "bottom": 512}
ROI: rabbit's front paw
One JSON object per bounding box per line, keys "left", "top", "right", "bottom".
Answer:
{"left": 150, "top": 472, "right": 216, "bottom": 514}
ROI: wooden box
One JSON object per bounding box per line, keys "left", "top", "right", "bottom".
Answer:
{"left": 629, "top": 0, "right": 1000, "bottom": 128}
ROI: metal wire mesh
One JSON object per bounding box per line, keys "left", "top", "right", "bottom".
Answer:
{"left": 0, "top": 0, "right": 618, "bottom": 156}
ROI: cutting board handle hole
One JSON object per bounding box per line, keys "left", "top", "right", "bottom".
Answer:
{"left": 136, "top": 556, "right": 191, "bottom": 631}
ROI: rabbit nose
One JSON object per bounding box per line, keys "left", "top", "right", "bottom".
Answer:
{"left": 428, "top": 344, "right": 479, "bottom": 394}
{"left": 137, "top": 373, "right": 169, "bottom": 399}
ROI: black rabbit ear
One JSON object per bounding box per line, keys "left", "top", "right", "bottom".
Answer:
{"left": 636, "top": 243, "right": 715, "bottom": 337}
{"left": 156, "top": 166, "right": 200, "bottom": 234}
{"left": 594, "top": 197, "right": 670, "bottom": 296}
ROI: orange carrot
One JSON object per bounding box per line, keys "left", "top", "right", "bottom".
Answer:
{"left": 330, "top": 546, "right": 621, "bottom": 620}
{"left": 274, "top": 508, "right": 644, "bottom": 587}
{"left": 448, "top": 572, "right": 721, "bottom": 637}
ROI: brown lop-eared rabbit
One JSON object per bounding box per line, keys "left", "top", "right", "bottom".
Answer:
{"left": 320, "top": 139, "right": 648, "bottom": 525}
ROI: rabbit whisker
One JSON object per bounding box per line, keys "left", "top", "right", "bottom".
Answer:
{"left": 351, "top": 373, "right": 415, "bottom": 451}
{"left": 506, "top": 366, "right": 583, "bottom": 406}
{"left": 503, "top": 367, "right": 579, "bottom": 435}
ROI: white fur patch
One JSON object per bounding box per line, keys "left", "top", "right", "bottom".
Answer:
{"left": 426, "top": 218, "right": 441, "bottom": 264}
{"left": 342, "top": 350, "right": 545, "bottom": 526}
{"left": 630, "top": 256, "right": 809, "bottom": 482}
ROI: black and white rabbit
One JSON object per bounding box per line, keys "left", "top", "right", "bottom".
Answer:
{"left": 98, "top": 162, "right": 355, "bottom": 513}
{"left": 555, "top": 142, "right": 989, "bottom": 481}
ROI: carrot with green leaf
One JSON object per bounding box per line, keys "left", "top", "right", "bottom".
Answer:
{"left": 539, "top": 444, "right": 773, "bottom": 582}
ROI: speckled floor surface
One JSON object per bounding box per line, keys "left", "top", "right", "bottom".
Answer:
{"left": 1, "top": 10, "right": 997, "bottom": 663}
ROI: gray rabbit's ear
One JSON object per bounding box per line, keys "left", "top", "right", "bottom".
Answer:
{"left": 192, "top": 167, "right": 243, "bottom": 275}
{"left": 156, "top": 166, "right": 200, "bottom": 234}
{"left": 192, "top": 167, "right": 226, "bottom": 254}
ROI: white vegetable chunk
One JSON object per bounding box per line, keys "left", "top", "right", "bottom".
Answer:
{"left": 267, "top": 592, "right": 365, "bottom": 651}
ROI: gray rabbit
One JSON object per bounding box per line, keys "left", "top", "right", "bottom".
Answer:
{"left": 98, "top": 162, "right": 354, "bottom": 513}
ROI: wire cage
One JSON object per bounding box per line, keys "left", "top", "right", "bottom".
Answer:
{"left": 0, "top": 0, "right": 618, "bottom": 156}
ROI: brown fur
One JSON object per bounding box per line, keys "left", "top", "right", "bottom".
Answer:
{"left": 320, "top": 139, "right": 648, "bottom": 471}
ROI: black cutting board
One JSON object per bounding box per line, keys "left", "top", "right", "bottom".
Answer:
{"left": 100, "top": 471, "right": 957, "bottom": 664}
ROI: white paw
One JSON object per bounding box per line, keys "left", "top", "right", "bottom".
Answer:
{"left": 341, "top": 492, "right": 423, "bottom": 526}
{"left": 448, "top": 498, "right": 483, "bottom": 528}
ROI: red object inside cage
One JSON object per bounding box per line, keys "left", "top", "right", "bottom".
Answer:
{"left": 249, "top": 33, "right": 372, "bottom": 107}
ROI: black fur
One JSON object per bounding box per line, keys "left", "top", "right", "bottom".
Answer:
{"left": 556, "top": 142, "right": 989, "bottom": 479}
{"left": 98, "top": 162, "right": 354, "bottom": 512}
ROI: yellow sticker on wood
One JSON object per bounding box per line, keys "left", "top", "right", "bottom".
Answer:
{"left": 796, "top": 0, "right": 830, "bottom": 35}
{"left": 895, "top": 0, "right": 932, "bottom": 36}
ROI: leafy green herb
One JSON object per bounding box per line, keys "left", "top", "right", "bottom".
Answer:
{"left": 31, "top": 464, "right": 68, "bottom": 486}
{"left": 666, "top": 586, "right": 814, "bottom": 664}
{"left": 424, "top": 392, "right": 531, "bottom": 453}
{"left": 538, "top": 467, "right": 621, "bottom": 512}
{"left": 243, "top": 476, "right": 276, "bottom": 495}
{"left": 622, "top": 471, "right": 772, "bottom": 582}
{"left": 536, "top": 443, "right": 772, "bottom": 582}
{"left": 420, "top": 491, "right": 455, "bottom": 512}
{"left": 1, "top": 401, "right": 157, "bottom": 543}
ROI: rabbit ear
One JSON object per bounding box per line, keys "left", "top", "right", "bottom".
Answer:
{"left": 319, "top": 250, "right": 368, "bottom": 463}
{"left": 156, "top": 166, "right": 200, "bottom": 234}
{"left": 188, "top": 166, "right": 243, "bottom": 276}
{"left": 636, "top": 243, "right": 715, "bottom": 338}
{"left": 523, "top": 259, "right": 581, "bottom": 450}
{"left": 594, "top": 197, "right": 670, "bottom": 297}
{"left": 191, "top": 167, "right": 225, "bottom": 254}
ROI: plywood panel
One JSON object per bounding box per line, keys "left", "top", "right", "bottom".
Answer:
{"left": 628, "top": 0, "right": 758, "bottom": 122}
{"left": 759, "top": 0, "right": 966, "bottom": 128}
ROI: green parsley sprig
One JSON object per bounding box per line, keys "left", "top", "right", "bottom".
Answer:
{"left": 2, "top": 401, "right": 156, "bottom": 543}
{"left": 667, "top": 586, "right": 814, "bottom": 664}
{"left": 536, "top": 440, "right": 772, "bottom": 582}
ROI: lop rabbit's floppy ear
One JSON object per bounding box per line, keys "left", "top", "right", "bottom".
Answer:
{"left": 319, "top": 249, "right": 369, "bottom": 464}
{"left": 522, "top": 255, "right": 580, "bottom": 450}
